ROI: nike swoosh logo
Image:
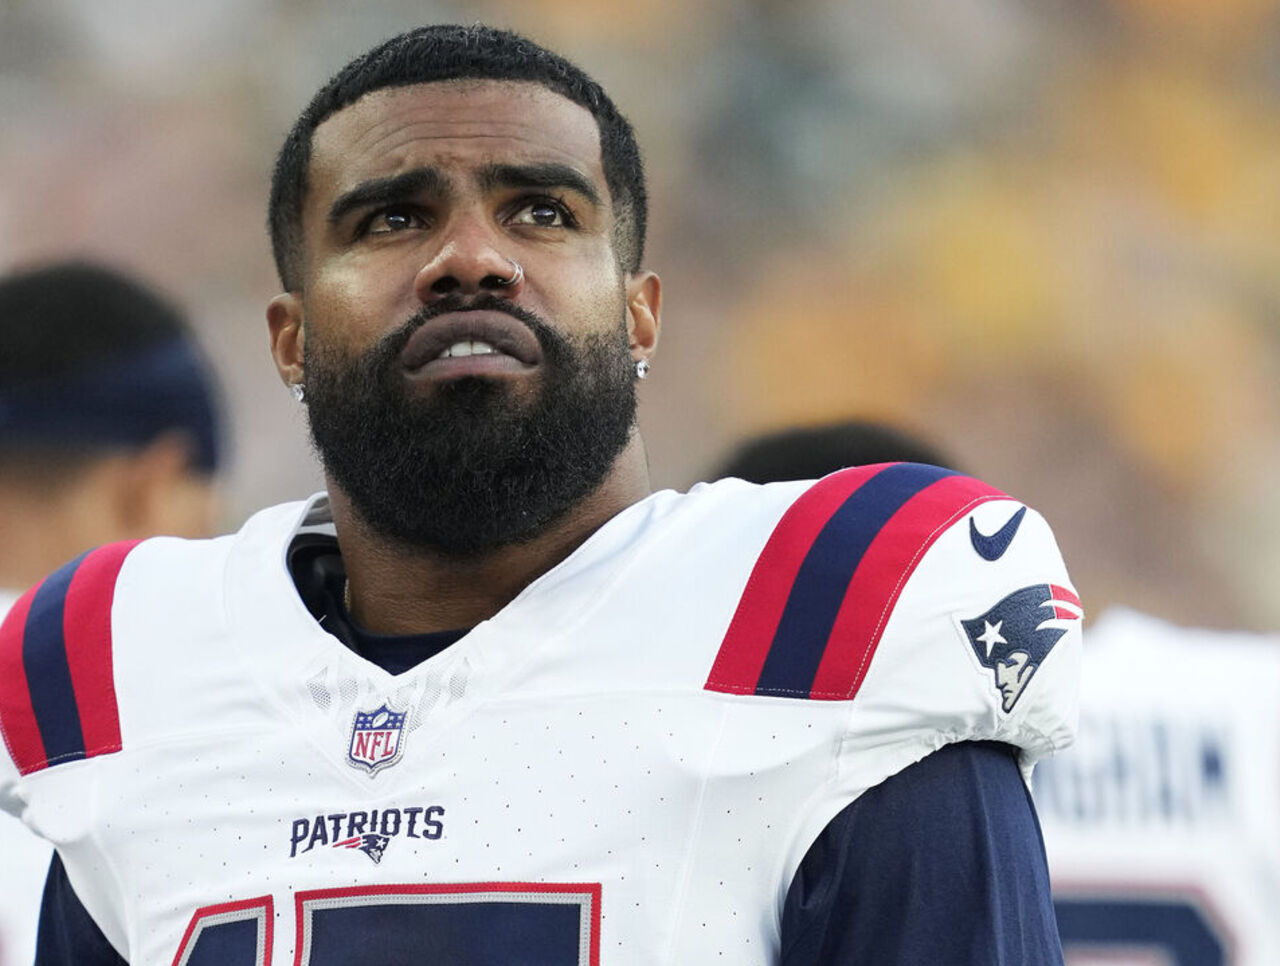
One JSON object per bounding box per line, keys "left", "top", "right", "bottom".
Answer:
{"left": 969, "top": 506, "right": 1027, "bottom": 561}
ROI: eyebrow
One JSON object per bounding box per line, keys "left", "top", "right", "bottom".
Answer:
{"left": 327, "top": 167, "right": 453, "bottom": 227}
{"left": 476, "top": 162, "right": 603, "bottom": 209}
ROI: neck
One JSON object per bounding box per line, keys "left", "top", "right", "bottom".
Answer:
{"left": 0, "top": 470, "right": 123, "bottom": 590}
{"left": 330, "top": 433, "right": 652, "bottom": 635}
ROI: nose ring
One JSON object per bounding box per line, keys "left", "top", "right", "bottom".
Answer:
{"left": 497, "top": 259, "right": 524, "bottom": 287}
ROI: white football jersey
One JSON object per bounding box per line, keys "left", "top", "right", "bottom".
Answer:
{"left": 0, "top": 588, "right": 52, "bottom": 966}
{"left": 1035, "top": 608, "right": 1280, "bottom": 966}
{"left": 0, "top": 466, "right": 1080, "bottom": 964}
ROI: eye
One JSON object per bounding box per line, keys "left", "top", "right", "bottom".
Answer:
{"left": 509, "top": 198, "right": 574, "bottom": 229}
{"left": 363, "top": 206, "right": 426, "bottom": 235}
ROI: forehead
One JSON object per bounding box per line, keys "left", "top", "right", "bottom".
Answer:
{"left": 308, "top": 80, "right": 606, "bottom": 202}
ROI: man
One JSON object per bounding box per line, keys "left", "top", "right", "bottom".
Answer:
{"left": 1, "top": 28, "right": 1080, "bottom": 963}
{"left": 0, "top": 261, "right": 223, "bottom": 966}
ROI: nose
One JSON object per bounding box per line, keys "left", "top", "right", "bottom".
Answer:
{"left": 412, "top": 221, "right": 524, "bottom": 301}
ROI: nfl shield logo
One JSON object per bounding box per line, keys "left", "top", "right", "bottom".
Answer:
{"left": 347, "top": 703, "right": 407, "bottom": 775}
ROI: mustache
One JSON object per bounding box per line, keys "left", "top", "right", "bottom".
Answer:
{"left": 378, "top": 292, "right": 557, "bottom": 360}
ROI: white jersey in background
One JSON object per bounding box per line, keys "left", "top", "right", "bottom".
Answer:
{"left": 0, "top": 587, "right": 53, "bottom": 966}
{"left": 1034, "top": 608, "right": 1280, "bottom": 966}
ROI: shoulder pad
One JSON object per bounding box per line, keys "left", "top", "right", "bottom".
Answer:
{"left": 0, "top": 541, "right": 140, "bottom": 775}
{"left": 705, "top": 463, "right": 1006, "bottom": 700}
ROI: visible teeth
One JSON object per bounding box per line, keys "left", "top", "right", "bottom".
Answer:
{"left": 437, "top": 341, "right": 498, "bottom": 359}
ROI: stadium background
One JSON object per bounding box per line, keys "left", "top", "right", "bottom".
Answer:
{"left": 2, "top": 0, "right": 1279, "bottom": 631}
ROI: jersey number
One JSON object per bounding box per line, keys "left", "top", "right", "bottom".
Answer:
{"left": 173, "top": 883, "right": 602, "bottom": 966}
{"left": 1055, "top": 895, "right": 1230, "bottom": 965}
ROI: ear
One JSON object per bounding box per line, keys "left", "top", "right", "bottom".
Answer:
{"left": 267, "top": 292, "right": 306, "bottom": 389}
{"left": 624, "top": 270, "right": 661, "bottom": 362}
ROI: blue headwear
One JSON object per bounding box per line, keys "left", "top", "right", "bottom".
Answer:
{"left": 0, "top": 336, "right": 222, "bottom": 472}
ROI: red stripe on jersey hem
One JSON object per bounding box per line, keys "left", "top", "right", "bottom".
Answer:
{"left": 62, "top": 541, "right": 139, "bottom": 760}
{"left": 0, "top": 586, "right": 47, "bottom": 774}
{"left": 293, "top": 882, "right": 602, "bottom": 966}
{"left": 809, "top": 475, "right": 1006, "bottom": 699}
{"left": 705, "top": 466, "right": 886, "bottom": 695}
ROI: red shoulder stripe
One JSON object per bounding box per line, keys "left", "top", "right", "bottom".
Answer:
{"left": 0, "top": 540, "right": 139, "bottom": 776}
{"left": 810, "top": 474, "right": 1004, "bottom": 698}
{"left": 0, "top": 587, "right": 46, "bottom": 775}
{"left": 705, "top": 465, "right": 886, "bottom": 696}
{"left": 63, "top": 541, "right": 139, "bottom": 759}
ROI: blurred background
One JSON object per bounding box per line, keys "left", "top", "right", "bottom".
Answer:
{"left": 3, "top": 0, "right": 1280, "bottom": 630}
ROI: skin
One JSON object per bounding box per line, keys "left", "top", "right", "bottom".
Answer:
{"left": 0, "top": 434, "right": 219, "bottom": 588}
{"left": 267, "top": 80, "right": 661, "bottom": 635}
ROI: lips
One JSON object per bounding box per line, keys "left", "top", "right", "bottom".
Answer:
{"left": 399, "top": 310, "right": 543, "bottom": 373}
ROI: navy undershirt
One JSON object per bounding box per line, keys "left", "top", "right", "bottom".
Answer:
{"left": 780, "top": 741, "right": 1062, "bottom": 964}
{"left": 35, "top": 536, "right": 1064, "bottom": 964}
{"left": 288, "top": 532, "right": 468, "bottom": 673}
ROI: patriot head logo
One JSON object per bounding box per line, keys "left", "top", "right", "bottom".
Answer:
{"left": 347, "top": 703, "right": 407, "bottom": 775}
{"left": 960, "top": 584, "right": 1081, "bottom": 712}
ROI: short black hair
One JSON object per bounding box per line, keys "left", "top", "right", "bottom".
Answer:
{"left": 268, "top": 24, "right": 647, "bottom": 291}
{"left": 712, "top": 421, "right": 959, "bottom": 484}
{"left": 0, "top": 261, "right": 188, "bottom": 383}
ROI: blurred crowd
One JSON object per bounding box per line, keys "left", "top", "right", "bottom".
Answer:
{"left": 3, "top": 0, "right": 1280, "bottom": 631}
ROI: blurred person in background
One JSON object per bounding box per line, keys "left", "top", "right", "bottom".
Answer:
{"left": 711, "top": 419, "right": 958, "bottom": 484}
{"left": 0, "top": 261, "right": 224, "bottom": 966}
{"left": 1033, "top": 614, "right": 1280, "bottom": 965}
{"left": 0, "top": 26, "right": 1080, "bottom": 964}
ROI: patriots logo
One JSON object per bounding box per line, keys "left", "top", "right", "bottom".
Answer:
{"left": 333, "top": 833, "right": 391, "bottom": 864}
{"left": 960, "top": 584, "right": 1081, "bottom": 712}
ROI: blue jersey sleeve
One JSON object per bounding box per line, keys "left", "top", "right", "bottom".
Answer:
{"left": 781, "top": 740, "right": 1063, "bottom": 965}
{"left": 35, "top": 853, "right": 126, "bottom": 966}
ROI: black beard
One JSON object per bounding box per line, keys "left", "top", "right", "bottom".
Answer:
{"left": 303, "top": 292, "right": 638, "bottom": 557}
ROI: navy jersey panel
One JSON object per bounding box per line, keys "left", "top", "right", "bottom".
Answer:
{"left": 309, "top": 900, "right": 583, "bottom": 962}
{"left": 781, "top": 741, "right": 1063, "bottom": 966}
{"left": 35, "top": 853, "right": 126, "bottom": 966}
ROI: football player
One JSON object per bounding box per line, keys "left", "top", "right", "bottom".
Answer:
{"left": 1, "top": 28, "right": 1080, "bottom": 964}
{"left": 0, "top": 261, "right": 223, "bottom": 966}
